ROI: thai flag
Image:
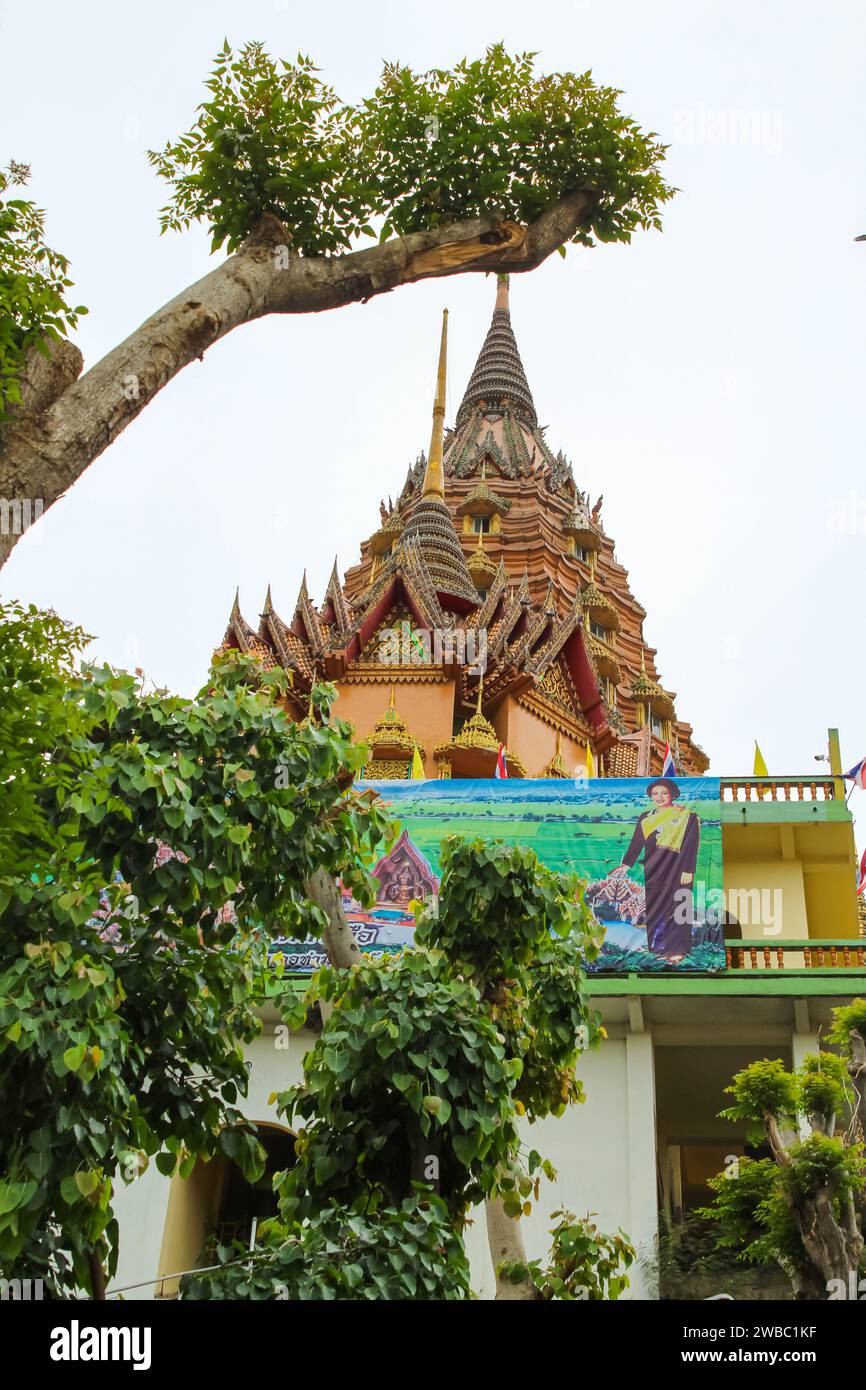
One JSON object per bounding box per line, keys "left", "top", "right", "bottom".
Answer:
{"left": 495, "top": 744, "right": 508, "bottom": 778}
{"left": 844, "top": 756, "right": 866, "bottom": 790}
{"left": 661, "top": 743, "right": 676, "bottom": 777}
{"left": 857, "top": 845, "right": 866, "bottom": 896}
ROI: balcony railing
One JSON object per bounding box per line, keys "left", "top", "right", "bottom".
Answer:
{"left": 725, "top": 938, "right": 865, "bottom": 971}
{"left": 722, "top": 772, "right": 839, "bottom": 806}
{"left": 721, "top": 777, "right": 838, "bottom": 802}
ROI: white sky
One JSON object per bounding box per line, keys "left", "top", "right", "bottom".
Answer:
{"left": 2, "top": 0, "right": 865, "bottom": 803}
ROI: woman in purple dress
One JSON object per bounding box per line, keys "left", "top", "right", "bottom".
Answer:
{"left": 608, "top": 778, "right": 699, "bottom": 961}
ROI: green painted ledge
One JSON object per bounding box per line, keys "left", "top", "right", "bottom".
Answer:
{"left": 269, "top": 971, "right": 866, "bottom": 1000}
{"left": 587, "top": 972, "right": 866, "bottom": 996}
{"left": 721, "top": 801, "right": 851, "bottom": 825}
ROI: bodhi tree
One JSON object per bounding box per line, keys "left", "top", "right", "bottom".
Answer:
{"left": 0, "top": 41, "right": 673, "bottom": 565}
{"left": 701, "top": 1003, "right": 866, "bottom": 1301}
{"left": 184, "top": 837, "right": 636, "bottom": 1301}
{"left": 0, "top": 599, "right": 393, "bottom": 1297}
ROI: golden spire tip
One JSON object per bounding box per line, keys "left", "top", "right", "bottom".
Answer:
{"left": 422, "top": 310, "right": 449, "bottom": 500}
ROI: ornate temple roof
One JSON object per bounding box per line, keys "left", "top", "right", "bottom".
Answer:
{"left": 218, "top": 278, "right": 708, "bottom": 777}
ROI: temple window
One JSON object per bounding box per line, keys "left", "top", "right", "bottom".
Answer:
{"left": 211, "top": 1127, "right": 296, "bottom": 1250}
{"left": 156, "top": 1123, "right": 296, "bottom": 1298}
{"left": 575, "top": 545, "right": 589, "bottom": 563}
{"left": 472, "top": 516, "right": 491, "bottom": 535}
{"left": 590, "top": 619, "right": 608, "bottom": 642}
{"left": 649, "top": 710, "right": 665, "bottom": 739}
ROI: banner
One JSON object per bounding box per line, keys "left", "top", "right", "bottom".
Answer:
{"left": 271, "top": 776, "right": 724, "bottom": 974}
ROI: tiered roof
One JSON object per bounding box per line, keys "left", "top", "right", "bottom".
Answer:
{"left": 219, "top": 278, "right": 708, "bottom": 775}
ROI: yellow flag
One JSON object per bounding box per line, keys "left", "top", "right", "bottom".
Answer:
{"left": 585, "top": 746, "right": 595, "bottom": 779}
{"left": 411, "top": 745, "right": 425, "bottom": 780}
{"left": 753, "top": 743, "right": 769, "bottom": 777}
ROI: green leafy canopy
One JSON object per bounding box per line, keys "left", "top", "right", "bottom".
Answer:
{"left": 181, "top": 1194, "right": 470, "bottom": 1301}
{"left": 0, "top": 164, "right": 86, "bottom": 417}
{"left": 0, "top": 600, "right": 391, "bottom": 1296}
{"left": 148, "top": 40, "right": 674, "bottom": 254}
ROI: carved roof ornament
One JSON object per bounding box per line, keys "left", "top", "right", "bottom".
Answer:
{"left": 630, "top": 650, "right": 659, "bottom": 700}
{"left": 582, "top": 626, "right": 621, "bottom": 683}
{"left": 548, "top": 449, "right": 576, "bottom": 492}
{"left": 468, "top": 557, "right": 509, "bottom": 637}
{"left": 433, "top": 675, "right": 526, "bottom": 778}
{"left": 580, "top": 554, "right": 620, "bottom": 632}
{"left": 629, "top": 650, "right": 675, "bottom": 718}
{"left": 687, "top": 739, "right": 710, "bottom": 773}
{"left": 563, "top": 498, "right": 601, "bottom": 551}
{"left": 538, "top": 730, "right": 570, "bottom": 779}
{"left": 291, "top": 572, "right": 325, "bottom": 655}
{"left": 363, "top": 686, "right": 425, "bottom": 760}
{"left": 454, "top": 463, "right": 511, "bottom": 518}
{"left": 368, "top": 507, "right": 405, "bottom": 556}
{"left": 321, "top": 558, "right": 353, "bottom": 641}
{"left": 467, "top": 534, "right": 499, "bottom": 588}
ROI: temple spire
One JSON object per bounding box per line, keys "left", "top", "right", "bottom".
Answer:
{"left": 456, "top": 275, "right": 537, "bottom": 429}
{"left": 399, "top": 307, "right": 478, "bottom": 608}
{"left": 423, "top": 309, "right": 449, "bottom": 500}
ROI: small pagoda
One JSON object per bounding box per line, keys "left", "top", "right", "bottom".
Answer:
{"left": 219, "top": 277, "right": 708, "bottom": 779}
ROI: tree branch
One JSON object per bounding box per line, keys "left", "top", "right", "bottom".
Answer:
{"left": 0, "top": 187, "right": 598, "bottom": 567}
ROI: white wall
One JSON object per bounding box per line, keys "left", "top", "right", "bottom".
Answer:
{"left": 464, "top": 1033, "right": 657, "bottom": 1300}
{"left": 111, "top": 1024, "right": 656, "bottom": 1300}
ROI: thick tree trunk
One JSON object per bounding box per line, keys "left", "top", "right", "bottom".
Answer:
{"left": 485, "top": 1196, "right": 537, "bottom": 1300}
{"left": 0, "top": 188, "right": 598, "bottom": 568}
{"left": 764, "top": 1107, "right": 862, "bottom": 1297}
{"left": 304, "top": 867, "right": 361, "bottom": 970}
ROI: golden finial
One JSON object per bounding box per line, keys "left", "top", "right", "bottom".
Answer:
{"left": 556, "top": 730, "right": 562, "bottom": 756}
{"left": 476, "top": 673, "right": 484, "bottom": 715}
{"left": 423, "top": 309, "right": 448, "bottom": 500}
{"left": 388, "top": 684, "right": 396, "bottom": 711}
